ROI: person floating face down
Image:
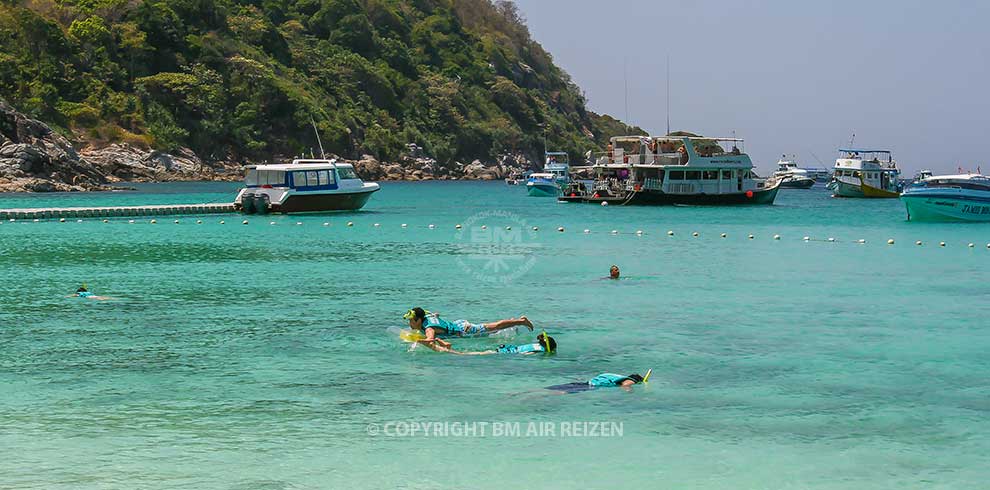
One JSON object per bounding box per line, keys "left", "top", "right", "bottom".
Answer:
{"left": 421, "top": 333, "right": 556, "bottom": 356}
{"left": 546, "top": 370, "right": 651, "bottom": 394}
{"left": 70, "top": 284, "right": 111, "bottom": 300}
{"left": 403, "top": 307, "right": 534, "bottom": 348}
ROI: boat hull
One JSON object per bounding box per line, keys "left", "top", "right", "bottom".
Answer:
{"left": 779, "top": 178, "right": 815, "bottom": 189}
{"left": 832, "top": 177, "right": 899, "bottom": 198}
{"left": 560, "top": 185, "right": 780, "bottom": 206}
{"left": 272, "top": 188, "right": 378, "bottom": 213}
{"left": 527, "top": 183, "right": 559, "bottom": 197}
{"left": 902, "top": 193, "right": 990, "bottom": 221}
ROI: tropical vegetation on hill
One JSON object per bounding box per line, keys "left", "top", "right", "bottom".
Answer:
{"left": 0, "top": 0, "right": 644, "bottom": 167}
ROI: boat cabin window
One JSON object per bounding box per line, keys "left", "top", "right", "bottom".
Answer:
{"left": 669, "top": 170, "right": 685, "bottom": 180}
{"left": 251, "top": 169, "right": 285, "bottom": 186}
{"left": 722, "top": 170, "right": 733, "bottom": 179}
{"left": 291, "top": 169, "right": 334, "bottom": 188}
{"left": 703, "top": 171, "right": 719, "bottom": 180}
{"left": 686, "top": 171, "right": 701, "bottom": 180}
{"left": 337, "top": 167, "right": 358, "bottom": 180}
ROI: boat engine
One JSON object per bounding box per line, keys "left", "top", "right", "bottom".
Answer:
{"left": 255, "top": 194, "right": 271, "bottom": 215}
{"left": 240, "top": 193, "right": 257, "bottom": 214}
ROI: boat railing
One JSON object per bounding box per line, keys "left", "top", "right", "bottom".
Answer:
{"left": 643, "top": 177, "right": 663, "bottom": 190}
{"left": 592, "top": 151, "right": 687, "bottom": 166}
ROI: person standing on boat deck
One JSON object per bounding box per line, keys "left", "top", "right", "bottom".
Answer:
{"left": 403, "top": 307, "right": 534, "bottom": 343}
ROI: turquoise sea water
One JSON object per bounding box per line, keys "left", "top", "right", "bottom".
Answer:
{"left": 2, "top": 182, "right": 989, "bottom": 489}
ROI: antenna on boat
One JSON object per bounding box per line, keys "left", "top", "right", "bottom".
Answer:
{"left": 848, "top": 133, "right": 856, "bottom": 148}
{"left": 310, "top": 116, "right": 327, "bottom": 160}
{"left": 665, "top": 54, "right": 670, "bottom": 135}
{"left": 623, "top": 57, "right": 629, "bottom": 124}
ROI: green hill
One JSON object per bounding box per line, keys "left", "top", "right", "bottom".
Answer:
{"left": 0, "top": 0, "right": 644, "bottom": 167}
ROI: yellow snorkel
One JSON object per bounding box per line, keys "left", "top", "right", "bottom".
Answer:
{"left": 540, "top": 330, "right": 553, "bottom": 353}
{"left": 642, "top": 368, "right": 653, "bottom": 383}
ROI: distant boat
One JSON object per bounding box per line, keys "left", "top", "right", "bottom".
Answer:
{"left": 773, "top": 159, "right": 815, "bottom": 189}
{"left": 830, "top": 149, "right": 901, "bottom": 198}
{"left": 526, "top": 151, "right": 570, "bottom": 197}
{"left": 776, "top": 156, "right": 830, "bottom": 182}
{"left": 901, "top": 173, "right": 990, "bottom": 221}
{"left": 559, "top": 135, "right": 780, "bottom": 205}
{"left": 234, "top": 159, "right": 379, "bottom": 214}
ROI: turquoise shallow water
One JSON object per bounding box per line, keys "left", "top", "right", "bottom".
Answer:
{"left": 2, "top": 182, "right": 989, "bottom": 489}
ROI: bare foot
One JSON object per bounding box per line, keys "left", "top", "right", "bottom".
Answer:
{"left": 520, "top": 316, "right": 534, "bottom": 331}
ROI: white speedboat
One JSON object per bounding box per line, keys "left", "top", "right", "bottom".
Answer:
{"left": 901, "top": 173, "right": 990, "bottom": 221}
{"left": 234, "top": 159, "right": 379, "bottom": 214}
{"left": 526, "top": 152, "right": 570, "bottom": 197}
{"left": 777, "top": 156, "right": 830, "bottom": 182}
{"left": 830, "top": 149, "right": 901, "bottom": 198}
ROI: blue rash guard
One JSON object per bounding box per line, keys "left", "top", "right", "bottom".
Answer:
{"left": 496, "top": 343, "right": 545, "bottom": 354}
{"left": 76, "top": 291, "right": 94, "bottom": 298}
{"left": 423, "top": 314, "right": 486, "bottom": 337}
{"left": 588, "top": 373, "right": 635, "bottom": 387}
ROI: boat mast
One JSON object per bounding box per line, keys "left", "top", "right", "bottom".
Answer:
{"left": 310, "top": 116, "right": 327, "bottom": 160}
{"left": 666, "top": 55, "right": 670, "bottom": 136}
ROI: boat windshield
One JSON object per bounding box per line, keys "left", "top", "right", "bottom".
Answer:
{"left": 337, "top": 167, "right": 359, "bottom": 180}
{"left": 245, "top": 169, "right": 286, "bottom": 187}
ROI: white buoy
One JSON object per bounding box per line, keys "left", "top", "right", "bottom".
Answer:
{"left": 455, "top": 224, "right": 462, "bottom": 229}
{"left": 857, "top": 239, "right": 866, "bottom": 244}
{"left": 986, "top": 243, "right": 990, "bottom": 249}
{"left": 692, "top": 232, "right": 699, "bottom": 237}
{"left": 428, "top": 224, "right": 435, "bottom": 229}
{"left": 103, "top": 219, "right": 109, "bottom": 223}
{"left": 505, "top": 226, "right": 511, "bottom": 231}
{"left": 968, "top": 243, "right": 975, "bottom": 248}
{"left": 242, "top": 220, "right": 249, "bottom": 225}
{"left": 748, "top": 234, "right": 755, "bottom": 240}
{"left": 348, "top": 221, "right": 354, "bottom": 227}
{"left": 583, "top": 229, "right": 591, "bottom": 234}
{"left": 401, "top": 223, "right": 408, "bottom": 228}
{"left": 611, "top": 230, "right": 618, "bottom": 235}
{"left": 150, "top": 219, "right": 157, "bottom": 224}
{"left": 270, "top": 221, "right": 276, "bottom": 225}
{"left": 887, "top": 239, "right": 894, "bottom": 245}
{"left": 803, "top": 236, "right": 810, "bottom": 241}
{"left": 296, "top": 222, "right": 303, "bottom": 226}
{"left": 480, "top": 225, "right": 487, "bottom": 230}
{"left": 601, "top": 201, "right": 609, "bottom": 207}
{"left": 636, "top": 230, "right": 644, "bottom": 236}
{"left": 33, "top": 218, "right": 39, "bottom": 222}
{"left": 220, "top": 220, "right": 225, "bottom": 225}
{"left": 374, "top": 223, "right": 380, "bottom": 227}
{"left": 173, "top": 219, "right": 179, "bottom": 224}
{"left": 667, "top": 230, "right": 674, "bottom": 236}
{"left": 773, "top": 234, "right": 781, "bottom": 240}
{"left": 196, "top": 219, "right": 202, "bottom": 224}
{"left": 532, "top": 226, "right": 539, "bottom": 231}
{"left": 828, "top": 237, "right": 835, "bottom": 242}
{"left": 76, "top": 219, "right": 82, "bottom": 223}
{"left": 322, "top": 222, "right": 329, "bottom": 226}
{"left": 59, "top": 218, "right": 66, "bottom": 223}
{"left": 939, "top": 241, "right": 946, "bottom": 247}
{"left": 720, "top": 233, "right": 727, "bottom": 238}
{"left": 916, "top": 240, "right": 923, "bottom": 246}
{"left": 557, "top": 226, "right": 565, "bottom": 232}
{"left": 129, "top": 219, "right": 135, "bottom": 224}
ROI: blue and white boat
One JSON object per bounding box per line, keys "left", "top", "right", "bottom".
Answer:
{"left": 901, "top": 173, "right": 990, "bottom": 221}
{"left": 526, "top": 152, "right": 570, "bottom": 197}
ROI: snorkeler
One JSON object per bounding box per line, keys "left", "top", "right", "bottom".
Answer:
{"left": 421, "top": 333, "right": 556, "bottom": 356}
{"left": 546, "top": 369, "right": 652, "bottom": 393}
{"left": 403, "top": 307, "right": 534, "bottom": 344}
{"left": 68, "top": 284, "right": 111, "bottom": 300}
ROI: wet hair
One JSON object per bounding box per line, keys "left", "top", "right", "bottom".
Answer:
{"left": 537, "top": 334, "right": 557, "bottom": 353}
{"left": 410, "top": 307, "right": 426, "bottom": 320}
{"left": 76, "top": 286, "right": 87, "bottom": 292}
{"left": 627, "top": 374, "right": 644, "bottom": 383}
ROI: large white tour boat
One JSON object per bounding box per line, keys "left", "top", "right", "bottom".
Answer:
{"left": 830, "top": 149, "right": 901, "bottom": 198}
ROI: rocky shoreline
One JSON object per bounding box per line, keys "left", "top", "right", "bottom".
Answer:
{"left": 1, "top": 99, "right": 533, "bottom": 193}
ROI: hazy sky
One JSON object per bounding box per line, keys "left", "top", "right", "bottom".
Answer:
{"left": 511, "top": 0, "right": 989, "bottom": 175}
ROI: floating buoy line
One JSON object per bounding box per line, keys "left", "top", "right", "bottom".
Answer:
{"left": 4, "top": 217, "right": 987, "bottom": 250}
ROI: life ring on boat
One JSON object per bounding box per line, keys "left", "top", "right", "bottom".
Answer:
{"left": 634, "top": 184, "right": 642, "bottom": 191}
{"left": 623, "top": 155, "right": 629, "bottom": 164}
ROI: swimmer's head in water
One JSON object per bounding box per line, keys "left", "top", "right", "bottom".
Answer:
{"left": 403, "top": 307, "right": 427, "bottom": 329}
{"left": 609, "top": 265, "right": 620, "bottom": 279}
{"left": 537, "top": 333, "right": 557, "bottom": 353}
{"left": 627, "top": 374, "right": 644, "bottom": 383}
{"left": 77, "top": 284, "right": 87, "bottom": 292}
